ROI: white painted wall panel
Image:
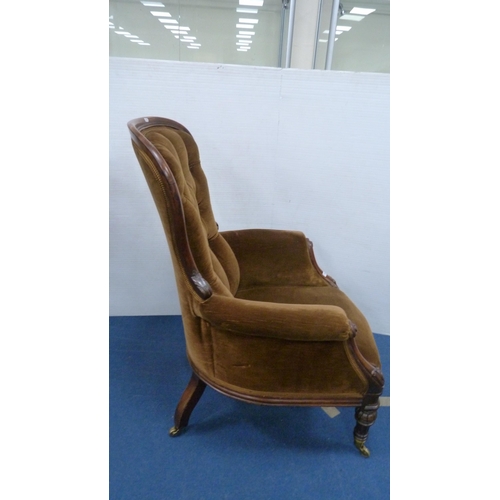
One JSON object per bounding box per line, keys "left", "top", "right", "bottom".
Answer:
{"left": 110, "top": 58, "right": 389, "bottom": 333}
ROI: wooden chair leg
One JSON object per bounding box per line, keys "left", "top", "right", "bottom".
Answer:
{"left": 353, "top": 400, "right": 380, "bottom": 457}
{"left": 169, "top": 372, "right": 207, "bottom": 437}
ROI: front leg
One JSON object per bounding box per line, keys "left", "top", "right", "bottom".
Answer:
{"left": 353, "top": 400, "right": 380, "bottom": 457}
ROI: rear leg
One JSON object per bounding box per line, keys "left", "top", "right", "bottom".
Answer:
{"left": 169, "top": 372, "right": 207, "bottom": 437}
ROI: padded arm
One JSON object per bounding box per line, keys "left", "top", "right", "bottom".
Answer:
{"left": 220, "top": 229, "right": 328, "bottom": 289}
{"left": 196, "top": 294, "right": 352, "bottom": 342}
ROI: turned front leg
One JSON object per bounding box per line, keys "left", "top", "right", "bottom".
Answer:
{"left": 353, "top": 400, "right": 380, "bottom": 457}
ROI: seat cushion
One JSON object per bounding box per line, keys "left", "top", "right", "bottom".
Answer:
{"left": 235, "top": 285, "right": 381, "bottom": 368}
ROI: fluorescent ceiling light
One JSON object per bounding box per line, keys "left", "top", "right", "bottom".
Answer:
{"left": 237, "top": 48, "right": 250, "bottom": 52}
{"left": 237, "top": 8, "right": 258, "bottom": 13}
{"left": 164, "top": 25, "right": 179, "bottom": 30}
{"left": 336, "top": 25, "right": 351, "bottom": 31}
{"left": 350, "top": 7, "right": 375, "bottom": 15}
{"left": 239, "top": 31, "right": 255, "bottom": 35}
{"left": 171, "top": 30, "right": 188, "bottom": 34}
{"left": 236, "top": 35, "right": 251, "bottom": 38}
{"left": 124, "top": 35, "right": 139, "bottom": 38}
{"left": 183, "top": 36, "right": 196, "bottom": 40}
{"left": 179, "top": 26, "right": 190, "bottom": 30}
{"left": 150, "top": 11, "right": 171, "bottom": 17}
{"left": 190, "top": 43, "right": 201, "bottom": 46}
{"left": 239, "top": 18, "right": 258, "bottom": 23}
{"left": 141, "top": 2, "right": 164, "bottom": 6}
{"left": 138, "top": 42, "right": 151, "bottom": 45}
{"left": 114, "top": 31, "right": 130, "bottom": 35}
{"left": 335, "top": 30, "right": 342, "bottom": 35}
{"left": 130, "top": 39, "right": 145, "bottom": 43}
{"left": 180, "top": 39, "right": 192, "bottom": 42}
{"left": 237, "top": 24, "right": 254, "bottom": 29}
{"left": 239, "top": 0, "right": 263, "bottom": 6}
{"left": 237, "top": 40, "right": 252, "bottom": 44}
{"left": 159, "top": 19, "right": 178, "bottom": 24}
{"left": 340, "top": 14, "right": 364, "bottom": 21}
{"left": 187, "top": 46, "right": 200, "bottom": 49}
{"left": 318, "top": 39, "right": 327, "bottom": 43}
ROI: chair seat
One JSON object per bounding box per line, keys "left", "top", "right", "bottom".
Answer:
{"left": 236, "top": 284, "right": 380, "bottom": 368}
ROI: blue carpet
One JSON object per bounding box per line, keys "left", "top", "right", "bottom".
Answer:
{"left": 110, "top": 316, "right": 390, "bottom": 499}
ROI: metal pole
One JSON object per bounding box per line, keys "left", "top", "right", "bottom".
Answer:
{"left": 284, "top": 0, "right": 296, "bottom": 68}
{"left": 312, "top": 0, "right": 324, "bottom": 69}
{"left": 325, "top": 0, "right": 340, "bottom": 70}
{"left": 278, "top": 1, "right": 286, "bottom": 67}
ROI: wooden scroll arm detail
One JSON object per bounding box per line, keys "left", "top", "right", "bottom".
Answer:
{"left": 347, "top": 320, "right": 385, "bottom": 397}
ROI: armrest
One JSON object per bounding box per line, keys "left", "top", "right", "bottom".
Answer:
{"left": 220, "top": 229, "right": 328, "bottom": 289}
{"left": 196, "top": 294, "right": 352, "bottom": 342}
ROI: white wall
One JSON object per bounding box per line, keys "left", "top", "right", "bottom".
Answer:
{"left": 110, "top": 57, "right": 389, "bottom": 333}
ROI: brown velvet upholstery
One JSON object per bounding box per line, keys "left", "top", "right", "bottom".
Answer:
{"left": 127, "top": 117, "right": 384, "bottom": 456}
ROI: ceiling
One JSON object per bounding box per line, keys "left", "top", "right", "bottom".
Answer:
{"left": 109, "top": 0, "right": 389, "bottom": 72}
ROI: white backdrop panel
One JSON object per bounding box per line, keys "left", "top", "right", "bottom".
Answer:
{"left": 110, "top": 58, "right": 389, "bottom": 333}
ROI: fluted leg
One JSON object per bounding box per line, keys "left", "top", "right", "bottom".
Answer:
{"left": 169, "top": 372, "right": 207, "bottom": 437}
{"left": 353, "top": 400, "right": 380, "bottom": 457}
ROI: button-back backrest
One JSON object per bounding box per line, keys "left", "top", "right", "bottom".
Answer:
{"left": 130, "top": 119, "right": 240, "bottom": 302}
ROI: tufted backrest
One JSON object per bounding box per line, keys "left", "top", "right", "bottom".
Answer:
{"left": 128, "top": 118, "right": 240, "bottom": 305}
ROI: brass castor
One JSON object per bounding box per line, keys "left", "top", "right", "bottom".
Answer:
{"left": 169, "top": 426, "right": 182, "bottom": 437}
{"left": 354, "top": 438, "right": 370, "bottom": 457}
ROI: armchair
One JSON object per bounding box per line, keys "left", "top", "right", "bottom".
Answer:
{"left": 127, "top": 117, "right": 384, "bottom": 456}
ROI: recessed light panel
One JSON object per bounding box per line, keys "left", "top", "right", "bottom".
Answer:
{"left": 236, "top": 8, "right": 258, "bottom": 13}
{"left": 239, "top": 18, "right": 258, "bottom": 24}
{"left": 239, "top": 0, "right": 264, "bottom": 6}
{"left": 340, "top": 14, "right": 364, "bottom": 21}
{"left": 141, "top": 2, "right": 164, "bottom": 6}
{"left": 350, "top": 8, "right": 375, "bottom": 15}
{"left": 150, "top": 11, "right": 171, "bottom": 17}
